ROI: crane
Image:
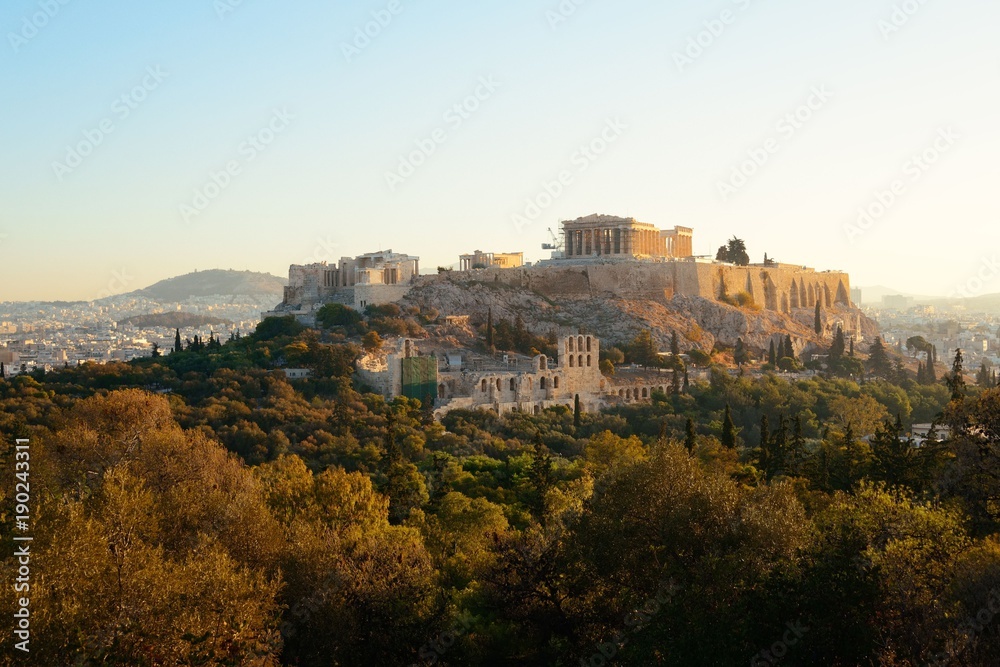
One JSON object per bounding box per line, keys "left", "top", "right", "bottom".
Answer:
{"left": 541, "top": 227, "right": 562, "bottom": 251}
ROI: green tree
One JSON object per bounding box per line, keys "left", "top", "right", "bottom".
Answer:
{"left": 867, "top": 336, "right": 893, "bottom": 379}
{"left": 734, "top": 337, "right": 748, "bottom": 367}
{"left": 486, "top": 307, "right": 494, "bottom": 350}
{"left": 830, "top": 326, "right": 846, "bottom": 361}
{"left": 685, "top": 418, "right": 697, "bottom": 451}
{"left": 947, "top": 348, "right": 966, "bottom": 401}
{"left": 815, "top": 300, "right": 822, "bottom": 334}
{"left": 317, "top": 303, "right": 363, "bottom": 330}
{"left": 721, "top": 404, "right": 737, "bottom": 448}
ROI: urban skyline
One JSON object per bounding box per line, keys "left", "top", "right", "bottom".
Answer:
{"left": 1, "top": 0, "right": 998, "bottom": 301}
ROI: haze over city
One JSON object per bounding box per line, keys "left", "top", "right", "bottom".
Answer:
{"left": 1, "top": 0, "right": 998, "bottom": 301}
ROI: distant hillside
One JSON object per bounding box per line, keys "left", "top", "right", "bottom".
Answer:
{"left": 119, "top": 312, "right": 233, "bottom": 329}
{"left": 133, "top": 270, "right": 286, "bottom": 301}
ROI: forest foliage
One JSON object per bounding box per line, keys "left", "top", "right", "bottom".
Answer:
{"left": 2, "top": 319, "right": 1000, "bottom": 665}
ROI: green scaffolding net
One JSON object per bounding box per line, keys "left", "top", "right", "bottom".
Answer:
{"left": 401, "top": 356, "right": 438, "bottom": 404}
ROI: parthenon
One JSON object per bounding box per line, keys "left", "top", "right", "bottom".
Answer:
{"left": 560, "top": 214, "right": 693, "bottom": 260}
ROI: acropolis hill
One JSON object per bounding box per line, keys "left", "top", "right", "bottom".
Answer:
{"left": 268, "top": 214, "right": 875, "bottom": 354}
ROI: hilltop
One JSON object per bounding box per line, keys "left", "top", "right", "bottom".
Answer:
{"left": 132, "top": 269, "right": 286, "bottom": 301}
{"left": 403, "top": 273, "right": 879, "bottom": 357}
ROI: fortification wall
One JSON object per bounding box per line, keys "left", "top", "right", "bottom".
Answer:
{"left": 424, "top": 261, "right": 851, "bottom": 314}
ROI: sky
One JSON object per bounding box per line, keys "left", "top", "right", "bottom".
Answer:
{"left": 1, "top": 0, "right": 998, "bottom": 301}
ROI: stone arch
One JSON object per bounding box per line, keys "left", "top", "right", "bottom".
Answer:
{"left": 578, "top": 354, "right": 583, "bottom": 367}
{"left": 781, "top": 293, "right": 789, "bottom": 313}
{"left": 509, "top": 378, "right": 516, "bottom": 391}
{"left": 439, "top": 383, "right": 446, "bottom": 398}
{"left": 496, "top": 378, "right": 502, "bottom": 391}
{"left": 789, "top": 280, "right": 800, "bottom": 309}
{"left": 586, "top": 336, "right": 592, "bottom": 352}
{"left": 481, "top": 379, "right": 487, "bottom": 392}
{"left": 642, "top": 387, "right": 648, "bottom": 398}
{"left": 745, "top": 272, "right": 755, "bottom": 300}
{"left": 807, "top": 284, "right": 815, "bottom": 308}
{"left": 799, "top": 281, "right": 807, "bottom": 309}
{"left": 553, "top": 376, "right": 560, "bottom": 388}
{"left": 586, "top": 355, "right": 591, "bottom": 367}
{"left": 569, "top": 356, "right": 575, "bottom": 368}
{"left": 824, "top": 284, "right": 833, "bottom": 308}
{"left": 568, "top": 338, "right": 574, "bottom": 353}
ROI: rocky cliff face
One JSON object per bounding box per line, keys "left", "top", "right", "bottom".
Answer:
{"left": 402, "top": 275, "right": 879, "bottom": 355}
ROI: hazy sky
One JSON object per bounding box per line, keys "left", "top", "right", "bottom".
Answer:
{"left": 1, "top": 0, "right": 998, "bottom": 301}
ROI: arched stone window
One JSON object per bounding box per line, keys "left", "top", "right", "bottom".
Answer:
{"left": 586, "top": 355, "right": 591, "bottom": 367}
{"left": 540, "top": 377, "right": 547, "bottom": 389}
{"left": 578, "top": 355, "right": 583, "bottom": 368}
{"left": 496, "top": 379, "right": 502, "bottom": 391}
{"left": 554, "top": 376, "right": 560, "bottom": 388}
{"left": 481, "top": 379, "right": 487, "bottom": 392}
{"left": 586, "top": 337, "right": 592, "bottom": 352}
{"left": 569, "top": 356, "right": 575, "bottom": 368}
{"left": 510, "top": 378, "right": 516, "bottom": 391}
{"left": 568, "top": 338, "right": 574, "bottom": 353}
{"left": 642, "top": 388, "right": 648, "bottom": 398}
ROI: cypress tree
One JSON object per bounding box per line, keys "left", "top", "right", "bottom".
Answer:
{"left": 947, "top": 348, "right": 966, "bottom": 401}
{"left": 734, "top": 338, "right": 748, "bottom": 367}
{"left": 830, "top": 326, "right": 845, "bottom": 360}
{"left": 486, "top": 308, "right": 494, "bottom": 351}
{"left": 926, "top": 351, "right": 937, "bottom": 383}
{"left": 683, "top": 365, "right": 690, "bottom": 390}
{"left": 685, "top": 418, "right": 697, "bottom": 452}
{"left": 768, "top": 340, "right": 777, "bottom": 366}
{"left": 0, "top": 362, "right": 4, "bottom": 378}
{"left": 784, "top": 335, "right": 794, "bottom": 360}
{"left": 790, "top": 416, "right": 805, "bottom": 475}
{"left": 814, "top": 300, "right": 822, "bottom": 334}
{"left": 573, "top": 394, "right": 581, "bottom": 431}
{"left": 174, "top": 328, "right": 182, "bottom": 353}
{"left": 721, "top": 405, "right": 736, "bottom": 448}
{"left": 670, "top": 330, "right": 680, "bottom": 357}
